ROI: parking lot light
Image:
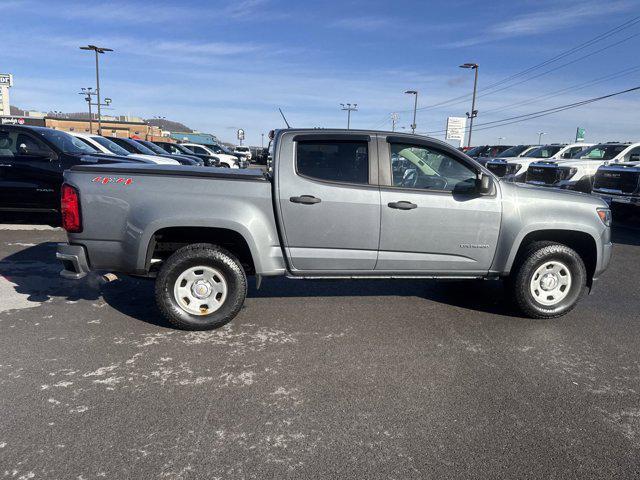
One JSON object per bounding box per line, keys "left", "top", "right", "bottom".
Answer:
{"left": 80, "top": 45, "right": 113, "bottom": 135}
{"left": 459, "top": 63, "right": 479, "bottom": 148}
{"left": 404, "top": 90, "right": 418, "bottom": 134}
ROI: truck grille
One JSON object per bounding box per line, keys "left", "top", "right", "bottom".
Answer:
{"left": 526, "top": 166, "right": 559, "bottom": 185}
{"left": 593, "top": 169, "right": 640, "bottom": 194}
{"left": 487, "top": 163, "right": 508, "bottom": 177}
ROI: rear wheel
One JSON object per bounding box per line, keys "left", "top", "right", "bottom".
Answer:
{"left": 155, "top": 244, "right": 247, "bottom": 330}
{"left": 510, "top": 242, "right": 587, "bottom": 319}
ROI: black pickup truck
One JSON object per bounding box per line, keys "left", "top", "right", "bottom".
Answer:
{"left": 0, "top": 125, "right": 139, "bottom": 214}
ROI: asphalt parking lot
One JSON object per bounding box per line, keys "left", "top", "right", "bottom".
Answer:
{"left": 1, "top": 219, "right": 639, "bottom": 479}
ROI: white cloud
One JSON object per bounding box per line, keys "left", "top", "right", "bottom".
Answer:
{"left": 445, "top": 0, "right": 637, "bottom": 47}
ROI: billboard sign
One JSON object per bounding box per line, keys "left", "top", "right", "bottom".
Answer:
{"left": 575, "top": 127, "right": 585, "bottom": 142}
{"left": 0, "top": 74, "right": 13, "bottom": 87}
{"left": 446, "top": 117, "right": 466, "bottom": 143}
{"left": 0, "top": 116, "right": 46, "bottom": 126}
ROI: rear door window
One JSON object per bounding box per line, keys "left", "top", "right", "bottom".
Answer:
{"left": 296, "top": 140, "right": 369, "bottom": 185}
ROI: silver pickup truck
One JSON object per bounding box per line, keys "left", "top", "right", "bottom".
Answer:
{"left": 57, "top": 129, "right": 612, "bottom": 330}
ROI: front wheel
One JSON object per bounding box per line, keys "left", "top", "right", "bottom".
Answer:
{"left": 510, "top": 242, "right": 587, "bottom": 319}
{"left": 155, "top": 244, "right": 247, "bottom": 330}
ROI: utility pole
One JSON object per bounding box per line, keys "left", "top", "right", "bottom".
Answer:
{"left": 460, "top": 63, "right": 479, "bottom": 148}
{"left": 340, "top": 103, "right": 358, "bottom": 129}
{"left": 537, "top": 131, "right": 546, "bottom": 145}
{"left": 80, "top": 45, "right": 113, "bottom": 135}
{"left": 261, "top": 133, "right": 265, "bottom": 148}
{"left": 391, "top": 112, "right": 399, "bottom": 132}
{"left": 79, "top": 87, "right": 95, "bottom": 133}
{"left": 404, "top": 91, "right": 418, "bottom": 133}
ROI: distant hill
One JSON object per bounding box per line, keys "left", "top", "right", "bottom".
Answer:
{"left": 7, "top": 106, "right": 194, "bottom": 133}
{"left": 145, "top": 118, "right": 193, "bottom": 133}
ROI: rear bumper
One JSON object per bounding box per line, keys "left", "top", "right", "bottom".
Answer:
{"left": 56, "top": 243, "right": 91, "bottom": 279}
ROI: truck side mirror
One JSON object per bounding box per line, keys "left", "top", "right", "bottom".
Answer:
{"left": 477, "top": 173, "right": 493, "bottom": 195}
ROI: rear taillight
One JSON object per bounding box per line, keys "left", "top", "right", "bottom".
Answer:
{"left": 61, "top": 183, "right": 82, "bottom": 233}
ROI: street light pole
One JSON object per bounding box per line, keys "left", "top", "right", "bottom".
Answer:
{"left": 460, "top": 63, "right": 479, "bottom": 148}
{"left": 497, "top": 137, "right": 505, "bottom": 145}
{"left": 261, "top": 133, "right": 264, "bottom": 148}
{"left": 80, "top": 45, "right": 113, "bottom": 135}
{"left": 340, "top": 103, "right": 358, "bottom": 129}
{"left": 537, "top": 131, "right": 546, "bottom": 145}
{"left": 404, "top": 91, "right": 418, "bottom": 133}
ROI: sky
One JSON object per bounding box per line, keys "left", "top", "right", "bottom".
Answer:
{"left": 2, "top": 0, "right": 640, "bottom": 146}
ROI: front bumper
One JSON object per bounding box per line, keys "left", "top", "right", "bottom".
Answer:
{"left": 592, "top": 191, "right": 640, "bottom": 206}
{"left": 56, "top": 243, "right": 90, "bottom": 279}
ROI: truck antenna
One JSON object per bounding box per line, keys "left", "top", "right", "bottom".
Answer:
{"left": 278, "top": 108, "right": 291, "bottom": 128}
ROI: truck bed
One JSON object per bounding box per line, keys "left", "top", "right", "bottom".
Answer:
{"left": 63, "top": 163, "right": 285, "bottom": 276}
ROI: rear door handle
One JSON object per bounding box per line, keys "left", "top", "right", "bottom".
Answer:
{"left": 0, "top": 164, "right": 12, "bottom": 167}
{"left": 388, "top": 201, "right": 417, "bottom": 210}
{"left": 290, "top": 195, "right": 321, "bottom": 205}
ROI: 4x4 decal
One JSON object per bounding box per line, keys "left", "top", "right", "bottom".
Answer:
{"left": 92, "top": 176, "right": 133, "bottom": 186}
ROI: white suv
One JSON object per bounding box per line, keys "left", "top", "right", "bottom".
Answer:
{"left": 69, "top": 132, "right": 179, "bottom": 165}
{"left": 234, "top": 145, "right": 252, "bottom": 161}
{"left": 181, "top": 143, "right": 240, "bottom": 168}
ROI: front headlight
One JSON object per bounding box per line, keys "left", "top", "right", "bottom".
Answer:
{"left": 564, "top": 167, "right": 578, "bottom": 179}
{"left": 597, "top": 208, "right": 612, "bottom": 227}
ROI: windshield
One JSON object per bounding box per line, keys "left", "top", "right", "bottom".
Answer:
{"left": 499, "top": 145, "right": 530, "bottom": 157}
{"left": 465, "top": 146, "right": 486, "bottom": 157}
{"left": 236, "top": 146, "right": 249, "bottom": 152}
{"left": 576, "top": 144, "right": 628, "bottom": 160}
{"left": 93, "top": 136, "right": 131, "bottom": 156}
{"left": 207, "top": 143, "right": 232, "bottom": 155}
{"left": 35, "top": 129, "right": 97, "bottom": 154}
{"left": 176, "top": 144, "right": 195, "bottom": 154}
{"left": 525, "top": 145, "right": 563, "bottom": 158}
{"left": 127, "top": 140, "right": 156, "bottom": 155}
{"left": 139, "top": 140, "right": 167, "bottom": 154}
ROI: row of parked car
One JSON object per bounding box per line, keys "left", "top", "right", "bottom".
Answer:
{"left": 466, "top": 142, "right": 640, "bottom": 215}
{"left": 0, "top": 124, "right": 262, "bottom": 215}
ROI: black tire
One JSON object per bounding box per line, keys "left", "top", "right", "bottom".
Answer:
{"left": 220, "top": 164, "right": 230, "bottom": 168}
{"left": 155, "top": 244, "right": 247, "bottom": 330}
{"left": 510, "top": 241, "right": 587, "bottom": 319}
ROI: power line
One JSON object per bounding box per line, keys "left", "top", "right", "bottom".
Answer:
{"left": 481, "top": 63, "right": 640, "bottom": 116}
{"left": 422, "top": 86, "right": 640, "bottom": 135}
{"left": 394, "top": 16, "right": 640, "bottom": 114}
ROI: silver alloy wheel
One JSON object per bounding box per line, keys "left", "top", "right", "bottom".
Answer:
{"left": 173, "top": 266, "right": 228, "bottom": 316}
{"left": 529, "top": 260, "right": 572, "bottom": 306}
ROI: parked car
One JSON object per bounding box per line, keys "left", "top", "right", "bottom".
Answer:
{"left": 134, "top": 140, "right": 204, "bottom": 166}
{"left": 58, "top": 129, "right": 611, "bottom": 330}
{"left": 233, "top": 145, "right": 252, "bottom": 161}
{"left": 153, "top": 141, "right": 221, "bottom": 167}
{"left": 180, "top": 142, "right": 245, "bottom": 168}
{"left": 592, "top": 159, "right": 640, "bottom": 211}
{"left": 525, "top": 142, "right": 640, "bottom": 193}
{"left": 68, "top": 132, "right": 180, "bottom": 165}
{"left": 465, "top": 145, "right": 514, "bottom": 165}
{"left": 486, "top": 143, "right": 592, "bottom": 181}
{"left": 106, "top": 137, "right": 200, "bottom": 166}
{"left": 0, "top": 125, "right": 139, "bottom": 214}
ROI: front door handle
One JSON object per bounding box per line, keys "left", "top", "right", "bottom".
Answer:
{"left": 388, "top": 201, "right": 417, "bottom": 210}
{"left": 290, "top": 195, "right": 321, "bottom": 205}
{"left": 0, "top": 164, "right": 12, "bottom": 167}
